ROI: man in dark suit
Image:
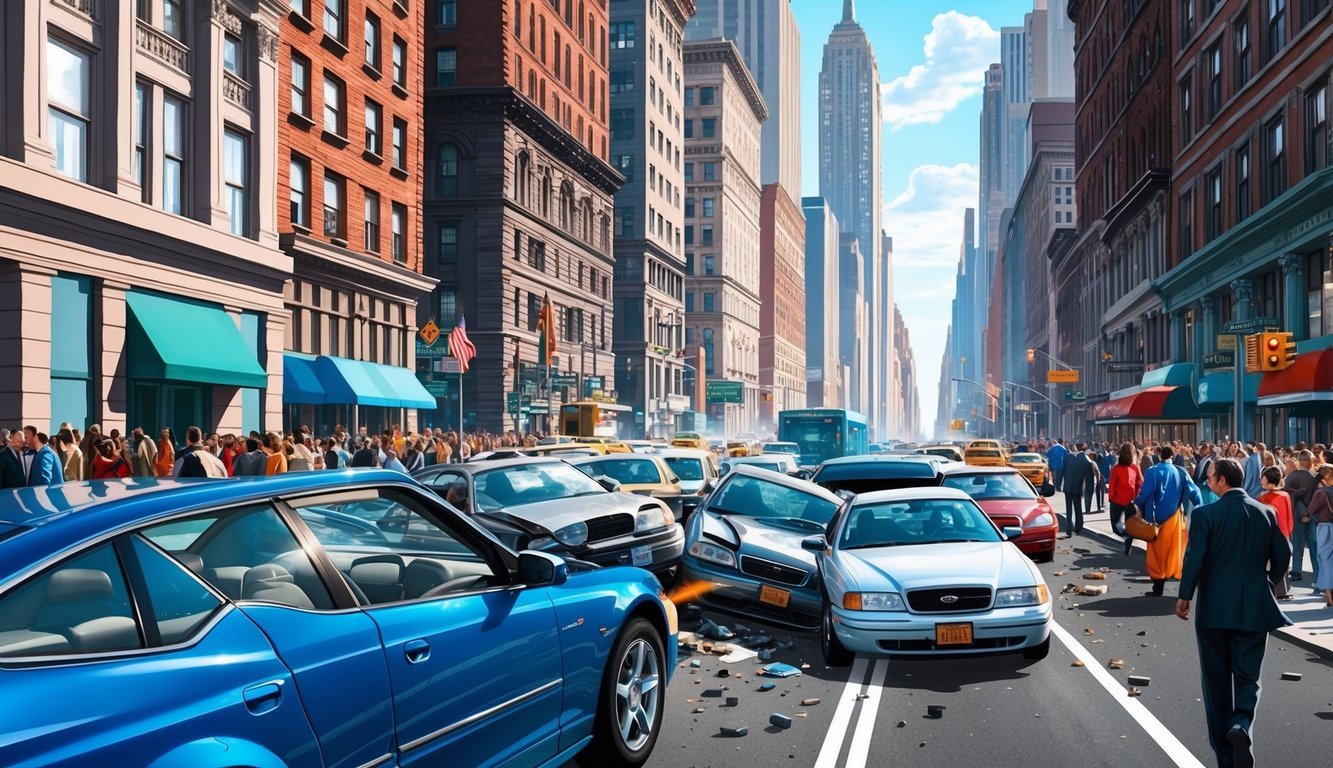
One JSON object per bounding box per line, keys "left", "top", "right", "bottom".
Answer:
{"left": 23, "top": 426, "right": 62, "bottom": 486}
{"left": 1060, "top": 442, "right": 1095, "bottom": 537}
{"left": 1177, "top": 457, "right": 1291, "bottom": 768}
{"left": 1, "top": 428, "right": 26, "bottom": 488}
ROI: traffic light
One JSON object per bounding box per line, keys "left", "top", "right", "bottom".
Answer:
{"left": 1026, "top": 348, "right": 1035, "bottom": 364}
{"left": 1244, "top": 334, "right": 1261, "bottom": 373}
{"left": 1259, "top": 332, "right": 1296, "bottom": 371}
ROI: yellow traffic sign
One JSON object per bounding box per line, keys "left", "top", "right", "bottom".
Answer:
{"left": 1046, "top": 369, "right": 1080, "bottom": 384}
{"left": 419, "top": 320, "right": 441, "bottom": 347}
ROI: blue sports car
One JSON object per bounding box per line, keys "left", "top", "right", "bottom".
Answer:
{"left": 0, "top": 471, "right": 677, "bottom": 768}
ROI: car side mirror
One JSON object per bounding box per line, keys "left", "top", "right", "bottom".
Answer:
{"left": 700, "top": 478, "right": 716, "bottom": 494}
{"left": 800, "top": 534, "right": 828, "bottom": 553}
{"left": 1002, "top": 526, "right": 1024, "bottom": 541}
{"left": 1041, "top": 485, "right": 1056, "bottom": 498}
{"left": 791, "top": 469, "right": 813, "bottom": 481}
{"left": 596, "top": 476, "right": 622, "bottom": 493}
{"left": 518, "top": 550, "right": 568, "bottom": 587}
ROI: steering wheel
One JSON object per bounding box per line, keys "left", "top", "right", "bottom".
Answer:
{"left": 419, "top": 574, "right": 492, "bottom": 598}
{"left": 929, "top": 526, "right": 960, "bottom": 538}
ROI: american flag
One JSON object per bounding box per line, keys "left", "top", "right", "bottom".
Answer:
{"left": 449, "top": 315, "right": 478, "bottom": 373}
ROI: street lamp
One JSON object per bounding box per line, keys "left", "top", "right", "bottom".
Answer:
{"left": 952, "top": 377, "right": 1001, "bottom": 438}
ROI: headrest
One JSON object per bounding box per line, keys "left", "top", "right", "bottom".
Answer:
{"left": 46, "top": 568, "right": 114, "bottom": 603}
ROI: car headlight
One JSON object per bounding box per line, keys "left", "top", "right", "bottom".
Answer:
{"left": 843, "top": 592, "right": 905, "bottom": 611}
{"left": 687, "top": 540, "right": 736, "bottom": 568}
{"left": 635, "top": 506, "right": 673, "bottom": 532}
{"left": 994, "top": 585, "right": 1051, "bottom": 607}
{"left": 553, "top": 521, "right": 589, "bottom": 547}
{"left": 1025, "top": 512, "right": 1055, "bottom": 528}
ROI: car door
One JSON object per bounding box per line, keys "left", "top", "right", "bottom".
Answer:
{"left": 286, "top": 487, "right": 564, "bottom": 768}
{"left": 0, "top": 537, "right": 321, "bottom": 768}
{"left": 144, "top": 502, "right": 397, "bottom": 768}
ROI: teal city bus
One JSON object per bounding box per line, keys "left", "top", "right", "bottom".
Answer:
{"left": 777, "top": 408, "right": 870, "bottom": 466}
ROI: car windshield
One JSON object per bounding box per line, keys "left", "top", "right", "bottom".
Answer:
{"left": 1010, "top": 453, "right": 1042, "bottom": 463}
{"left": 663, "top": 457, "right": 704, "bottom": 481}
{"left": 724, "top": 460, "right": 783, "bottom": 474}
{"left": 707, "top": 474, "right": 837, "bottom": 528}
{"left": 473, "top": 463, "right": 605, "bottom": 513}
{"left": 921, "top": 448, "right": 958, "bottom": 458}
{"left": 580, "top": 458, "right": 663, "bottom": 486}
{"left": 942, "top": 473, "right": 1036, "bottom": 500}
{"left": 840, "top": 498, "right": 1002, "bottom": 548}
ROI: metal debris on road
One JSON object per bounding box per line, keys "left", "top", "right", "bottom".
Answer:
{"left": 926, "top": 705, "right": 945, "bottom": 719}
{"left": 801, "top": 698, "right": 821, "bottom": 706}
{"left": 761, "top": 662, "right": 802, "bottom": 678}
{"left": 770, "top": 713, "right": 793, "bottom": 729}
{"left": 1127, "top": 688, "right": 1142, "bottom": 697}
{"left": 1281, "top": 672, "right": 1302, "bottom": 681}
{"left": 719, "top": 725, "right": 748, "bottom": 737}
{"left": 1070, "top": 661, "right": 1085, "bottom": 667}
{"left": 758, "top": 682, "right": 776, "bottom": 692}
{"left": 1127, "top": 675, "right": 1150, "bottom": 687}
{"left": 1107, "top": 659, "right": 1125, "bottom": 669}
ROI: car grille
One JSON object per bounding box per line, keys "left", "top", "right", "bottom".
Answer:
{"left": 739, "top": 555, "right": 809, "bottom": 587}
{"left": 906, "top": 587, "right": 993, "bottom": 613}
{"left": 586, "top": 513, "right": 635, "bottom": 543}
{"left": 877, "top": 635, "right": 1025, "bottom": 652}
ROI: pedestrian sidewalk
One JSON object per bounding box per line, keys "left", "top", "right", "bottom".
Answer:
{"left": 1056, "top": 493, "right": 1333, "bottom": 658}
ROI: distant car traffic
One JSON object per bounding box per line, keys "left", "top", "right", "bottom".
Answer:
{"left": 938, "top": 465, "right": 1059, "bottom": 562}
{"left": 567, "top": 454, "right": 685, "bottom": 518}
{"left": 0, "top": 472, "right": 678, "bottom": 768}
{"left": 719, "top": 453, "right": 805, "bottom": 478}
{"left": 656, "top": 448, "right": 722, "bottom": 523}
{"left": 916, "top": 445, "right": 966, "bottom": 462}
{"left": 963, "top": 446, "right": 1009, "bottom": 467}
{"left": 801, "top": 486, "right": 1052, "bottom": 663}
{"left": 761, "top": 441, "right": 803, "bottom": 462}
{"left": 1007, "top": 452, "right": 1051, "bottom": 486}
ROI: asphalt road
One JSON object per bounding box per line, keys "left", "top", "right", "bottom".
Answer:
{"left": 640, "top": 495, "right": 1333, "bottom": 768}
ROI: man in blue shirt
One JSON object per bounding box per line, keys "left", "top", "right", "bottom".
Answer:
{"left": 1134, "top": 445, "right": 1203, "bottom": 595}
{"left": 22, "top": 426, "right": 62, "bottom": 486}
{"left": 1047, "top": 439, "right": 1069, "bottom": 490}
{"left": 1241, "top": 442, "right": 1263, "bottom": 498}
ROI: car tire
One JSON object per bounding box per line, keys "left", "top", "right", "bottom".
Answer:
{"left": 1021, "top": 635, "right": 1051, "bottom": 661}
{"left": 577, "top": 617, "right": 666, "bottom": 768}
{"left": 820, "top": 598, "right": 854, "bottom": 667}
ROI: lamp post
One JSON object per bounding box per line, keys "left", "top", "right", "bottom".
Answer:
{"left": 952, "top": 377, "right": 1001, "bottom": 438}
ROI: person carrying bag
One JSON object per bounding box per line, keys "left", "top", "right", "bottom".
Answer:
{"left": 1131, "top": 445, "right": 1202, "bottom": 596}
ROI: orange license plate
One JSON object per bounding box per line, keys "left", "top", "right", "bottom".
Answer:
{"left": 759, "top": 584, "right": 791, "bottom": 608}
{"left": 935, "top": 622, "right": 974, "bottom": 646}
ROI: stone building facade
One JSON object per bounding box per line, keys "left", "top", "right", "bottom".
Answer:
{"left": 758, "top": 182, "right": 807, "bottom": 430}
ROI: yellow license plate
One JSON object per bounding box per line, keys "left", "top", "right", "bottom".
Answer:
{"left": 935, "top": 622, "right": 974, "bottom": 646}
{"left": 759, "top": 584, "right": 791, "bottom": 608}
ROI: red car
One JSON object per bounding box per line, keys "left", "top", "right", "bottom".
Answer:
{"left": 937, "top": 465, "right": 1059, "bottom": 562}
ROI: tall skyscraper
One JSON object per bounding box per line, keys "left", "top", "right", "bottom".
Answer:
{"left": 759, "top": 184, "right": 807, "bottom": 427}
{"left": 818, "top": 0, "right": 893, "bottom": 436}
{"left": 802, "top": 196, "right": 842, "bottom": 408}
{"left": 1045, "top": 0, "right": 1076, "bottom": 98}
{"left": 609, "top": 0, "right": 695, "bottom": 438}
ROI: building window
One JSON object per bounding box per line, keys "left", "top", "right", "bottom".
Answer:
{"left": 1203, "top": 168, "right": 1222, "bottom": 242}
{"left": 703, "top": 162, "right": 716, "bottom": 181}
{"left": 290, "top": 155, "right": 309, "bottom": 227}
{"left": 701, "top": 117, "right": 716, "bottom": 138}
{"left": 364, "top": 100, "right": 382, "bottom": 155}
{"left": 391, "top": 203, "right": 406, "bottom": 263}
{"left": 392, "top": 37, "right": 407, "bottom": 88}
{"left": 291, "top": 52, "right": 311, "bottom": 116}
{"left": 700, "top": 87, "right": 715, "bottom": 105}
{"left": 47, "top": 39, "right": 90, "bottom": 182}
{"left": 439, "top": 224, "right": 458, "bottom": 264}
{"left": 701, "top": 225, "right": 713, "bottom": 245}
{"left": 162, "top": 95, "right": 185, "bottom": 215}
{"left": 323, "top": 75, "right": 344, "bottom": 135}
{"left": 291, "top": 0, "right": 309, "bottom": 17}
{"left": 683, "top": 119, "right": 693, "bottom": 139}
{"left": 527, "top": 292, "right": 541, "bottom": 331}
{"left": 324, "top": 172, "right": 344, "bottom": 237}
{"left": 435, "top": 48, "right": 457, "bottom": 87}
{"left": 684, "top": 88, "right": 693, "bottom": 107}
{"left": 1179, "top": 0, "right": 1195, "bottom": 47}
{"left": 1206, "top": 42, "right": 1222, "bottom": 120}
{"left": 702, "top": 293, "right": 714, "bottom": 312}
{"left": 439, "top": 144, "right": 459, "bottom": 196}
{"left": 1265, "top": 115, "right": 1285, "bottom": 202}
{"left": 1234, "top": 17, "right": 1252, "bottom": 90}
{"left": 703, "top": 328, "right": 715, "bottom": 374}
{"left": 392, "top": 118, "right": 406, "bottom": 170}
{"left": 223, "top": 129, "right": 248, "bottom": 236}
{"left": 223, "top": 33, "right": 243, "bottom": 77}
{"left": 324, "top": 0, "right": 344, "bottom": 40}
{"left": 1179, "top": 77, "right": 1193, "bottom": 141}
{"left": 437, "top": 0, "right": 456, "bottom": 25}
{"left": 703, "top": 255, "right": 714, "bottom": 275}
{"left": 364, "top": 190, "right": 380, "bottom": 252}
{"left": 365, "top": 13, "right": 381, "bottom": 69}
{"left": 610, "top": 21, "right": 635, "bottom": 48}
{"left": 684, "top": 163, "right": 693, "bottom": 181}
{"left": 1235, "top": 142, "right": 1252, "bottom": 221}
{"left": 702, "top": 198, "right": 714, "bottom": 217}
{"left": 1306, "top": 84, "right": 1328, "bottom": 175}
{"left": 685, "top": 292, "right": 694, "bottom": 312}
{"left": 134, "top": 82, "right": 148, "bottom": 197}
{"left": 684, "top": 197, "right": 694, "bottom": 217}
{"left": 163, "top": 0, "right": 185, "bottom": 41}
{"left": 1265, "top": 0, "right": 1285, "bottom": 62}
{"left": 1179, "top": 190, "right": 1194, "bottom": 257}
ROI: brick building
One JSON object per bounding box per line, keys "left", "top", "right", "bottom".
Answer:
{"left": 278, "top": 0, "right": 437, "bottom": 434}
{"left": 424, "top": 0, "right": 621, "bottom": 433}
{"left": 758, "top": 182, "right": 807, "bottom": 430}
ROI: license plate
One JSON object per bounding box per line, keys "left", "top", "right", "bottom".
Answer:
{"left": 759, "top": 584, "right": 791, "bottom": 608}
{"left": 631, "top": 545, "right": 653, "bottom": 567}
{"left": 935, "top": 622, "right": 974, "bottom": 646}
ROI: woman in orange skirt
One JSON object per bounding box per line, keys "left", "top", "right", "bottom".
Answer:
{"left": 1135, "top": 445, "right": 1202, "bottom": 594}
{"left": 154, "top": 428, "right": 175, "bottom": 477}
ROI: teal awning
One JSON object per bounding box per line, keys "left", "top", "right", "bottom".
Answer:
{"left": 314, "top": 355, "right": 438, "bottom": 410}
{"left": 1140, "top": 362, "right": 1194, "bottom": 389}
{"left": 125, "top": 291, "right": 267, "bottom": 389}
{"left": 1196, "top": 371, "right": 1259, "bottom": 412}
{"left": 283, "top": 353, "right": 327, "bottom": 405}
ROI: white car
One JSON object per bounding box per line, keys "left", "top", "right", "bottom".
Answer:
{"left": 801, "top": 486, "right": 1052, "bottom": 663}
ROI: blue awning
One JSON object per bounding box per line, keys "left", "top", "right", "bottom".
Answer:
{"left": 283, "top": 353, "right": 327, "bottom": 405}
{"left": 1196, "top": 371, "right": 1259, "bottom": 412}
{"left": 314, "top": 355, "right": 438, "bottom": 410}
{"left": 1140, "top": 362, "right": 1195, "bottom": 389}
{"left": 125, "top": 291, "right": 267, "bottom": 388}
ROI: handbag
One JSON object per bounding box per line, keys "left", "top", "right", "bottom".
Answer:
{"left": 1124, "top": 509, "right": 1159, "bottom": 542}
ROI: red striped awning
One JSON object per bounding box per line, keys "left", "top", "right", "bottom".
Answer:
{"left": 1091, "top": 386, "right": 1197, "bottom": 423}
{"left": 1257, "top": 348, "right": 1333, "bottom": 406}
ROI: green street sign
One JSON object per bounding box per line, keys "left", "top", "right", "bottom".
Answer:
{"left": 423, "top": 381, "right": 449, "bottom": 397}
{"left": 706, "top": 380, "right": 744, "bottom": 404}
{"left": 552, "top": 374, "right": 579, "bottom": 387}
{"left": 507, "top": 392, "right": 521, "bottom": 414}
{"left": 416, "top": 338, "right": 449, "bottom": 359}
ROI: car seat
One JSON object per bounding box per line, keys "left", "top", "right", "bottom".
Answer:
{"left": 240, "top": 564, "right": 315, "bottom": 609}
{"left": 35, "top": 569, "right": 139, "bottom": 652}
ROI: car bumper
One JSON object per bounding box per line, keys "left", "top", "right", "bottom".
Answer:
{"left": 579, "top": 525, "right": 685, "bottom": 574}
{"left": 831, "top": 603, "right": 1051, "bottom": 656}
{"left": 678, "top": 554, "right": 821, "bottom": 629}
{"left": 1013, "top": 525, "right": 1058, "bottom": 557}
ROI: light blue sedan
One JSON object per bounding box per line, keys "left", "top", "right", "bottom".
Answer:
{"left": 0, "top": 471, "right": 677, "bottom": 768}
{"left": 800, "top": 487, "right": 1052, "bottom": 663}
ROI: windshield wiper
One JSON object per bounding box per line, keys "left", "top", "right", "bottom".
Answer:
{"left": 843, "top": 541, "right": 908, "bottom": 550}
{"left": 932, "top": 538, "right": 985, "bottom": 544}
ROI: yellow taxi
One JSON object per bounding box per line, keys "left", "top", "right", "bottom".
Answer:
{"left": 1008, "top": 452, "right": 1051, "bottom": 486}
{"left": 963, "top": 441, "right": 1008, "bottom": 467}
{"left": 522, "top": 441, "right": 632, "bottom": 457}
{"left": 671, "top": 432, "right": 709, "bottom": 450}
{"left": 725, "top": 440, "right": 751, "bottom": 457}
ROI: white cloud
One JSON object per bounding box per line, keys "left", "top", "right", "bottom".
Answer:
{"left": 885, "top": 162, "right": 978, "bottom": 269}
{"left": 882, "top": 12, "right": 999, "bottom": 130}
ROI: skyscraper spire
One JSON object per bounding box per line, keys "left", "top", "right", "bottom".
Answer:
{"left": 843, "top": 0, "right": 855, "bottom": 23}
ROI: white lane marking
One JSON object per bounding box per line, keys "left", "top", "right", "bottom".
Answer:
{"left": 813, "top": 655, "right": 871, "bottom": 768}
{"left": 843, "top": 658, "right": 890, "bottom": 768}
{"left": 1050, "top": 621, "right": 1207, "bottom": 768}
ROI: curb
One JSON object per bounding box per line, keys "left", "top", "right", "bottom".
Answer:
{"left": 1070, "top": 511, "right": 1333, "bottom": 661}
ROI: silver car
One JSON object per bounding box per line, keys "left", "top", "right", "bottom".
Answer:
{"left": 802, "top": 486, "right": 1052, "bottom": 663}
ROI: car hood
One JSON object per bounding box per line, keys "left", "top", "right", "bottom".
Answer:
{"left": 838, "top": 541, "right": 1037, "bottom": 593}
{"left": 485, "top": 492, "right": 647, "bottom": 533}
{"left": 697, "top": 513, "right": 821, "bottom": 566}
{"left": 975, "top": 498, "right": 1044, "bottom": 522}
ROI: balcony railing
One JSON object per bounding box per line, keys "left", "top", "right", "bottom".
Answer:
{"left": 135, "top": 20, "right": 191, "bottom": 75}
{"left": 223, "top": 72, "right": 253, "bottom": 111}
{"left": 55, "top": 0, "right": 94, "bottom": 17}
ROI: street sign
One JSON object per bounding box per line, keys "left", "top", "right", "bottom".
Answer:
{"left": 1014, "top": 402, "right": 1032, "bottom": 412}
{"left": 434, "top": 357, "right": 460, "bottom": 374}
{"left": 418, "top": 320, "right": 441, "bottom": 347}
{"left": 1203, "top": 351, "right": 1235, "bottom": 371}
{"left": 1064, "top": 390, "right": 1085, "bottom": 402}
{"left": 1217, "top": 335, "right": 1236, "bottom": 351}
{"left": 416, "top": 339, "right": 449, "bottom": 358}
{"left": 583, "top": 376, "right": 604, "bottom": 396}
{"left": 507, "top": 392, "right": 521, "bottom": 414}
{"left": 552, "top": 373, "right": 579, "bottom": 387}
{"left": 1106, "top": 362, "right": 1145, "bottom": 374}
{"left": 1221, "top": 316, "right": 1280, "bottom": 334}
{"left": 706, "top": 380, "right": 744, "bottom": 404}
{"left": 949, "top": 419, "right": 965, "bottom": 430}
{"left": 422, "top": 381, "right": 449, "bottom": 397}
{"left": 1046, "top": 369, "right": 1080, "bottom": 384}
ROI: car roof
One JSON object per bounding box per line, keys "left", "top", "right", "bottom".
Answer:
{"left": 937, "top": 464, "right": 1024, "bottom": 476}
{"left": 724, "top": 465, "right": 841, "bottom": 502}
{"left": 850, "top": 486, "right": 974, "bottom": 505}
{"left": 821, "top": 454, "right": 940, "bottom": 465}
{"left": 415, "top": 456, "right": 567, "bottom": 476}
{"left": 567, "top": 453, "right": 657, "bottom": 464}
{"left": 655, "top": 448, "right": 714, "bottom": 458}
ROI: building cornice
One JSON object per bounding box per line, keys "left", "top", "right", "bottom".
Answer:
{"left": 683, "top": 39, "right": 768, "bottom": 122}
{"left": 281, "top": 233, "right": 438, "bottom": 297}
{"left": 1102, "top": 169, "right": 1169, "bottom": 243}
{"left": 663, "top": 0, "right": 697, "bottom": 28}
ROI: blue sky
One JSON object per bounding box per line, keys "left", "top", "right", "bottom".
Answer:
{"left": 791, "top": 0, "right": 1033, "bottom": 436}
